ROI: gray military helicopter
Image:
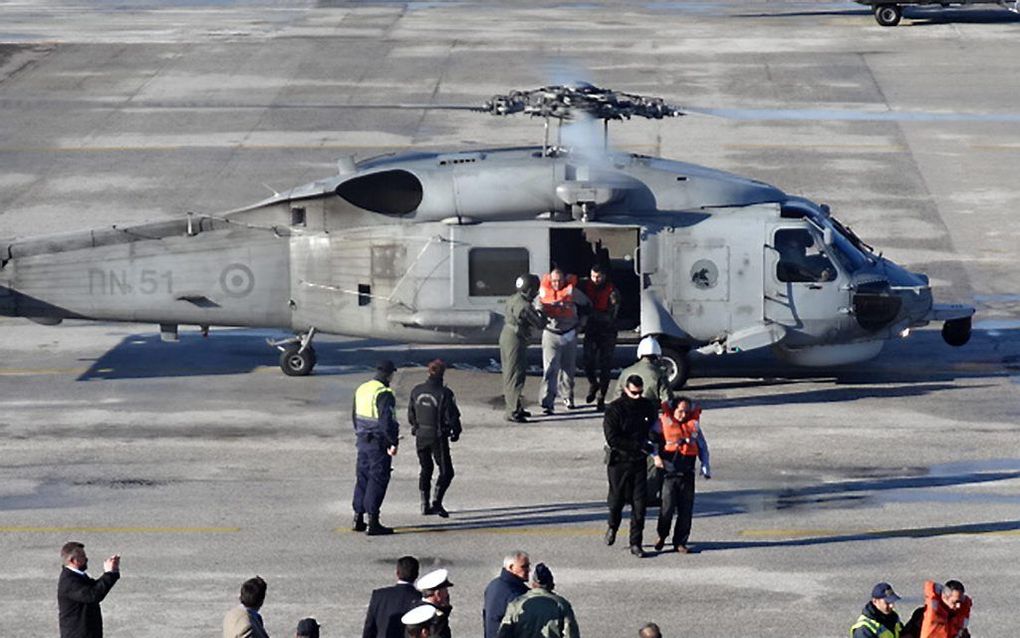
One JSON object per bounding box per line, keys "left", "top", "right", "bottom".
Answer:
{"left": 855, "top": 0, "right": 1019, "bottom": 27}
{"left": 0, "top": 84, "right": 974, "bottom": 388}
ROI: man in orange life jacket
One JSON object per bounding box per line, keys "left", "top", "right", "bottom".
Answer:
{"left": 916, "top": 580, "right": 971, "bottom": 638}
{"left": 651, "top": 396, "right": 710, "bottom": 554}
{"left": 578, "top": 264, "right": 621, "bottom": 412}
{"left": 536, "top": 268, "right": 590, "bottom": 414}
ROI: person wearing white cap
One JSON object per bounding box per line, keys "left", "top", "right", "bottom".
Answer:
{"left": 416, "top": 569, "right": 454, "bottom": 638}
{"left": 401, "top": 604, "right": 438, "bottom": 638}
{"left": 850, "top": 582, "right": 903, "bottom": 638}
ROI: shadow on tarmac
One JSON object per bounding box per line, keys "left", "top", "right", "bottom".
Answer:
{"left": 76, "top": 326, "right": 1018, "bottom": 392}
{"left": 733, "top": 7, "right": 1020, "bottom": 25}
{"left": 693, "top": 519, "right": 1020, "bottom": 553}
{"left": 395, "top": 468, "right": 1020, "bottom": 536}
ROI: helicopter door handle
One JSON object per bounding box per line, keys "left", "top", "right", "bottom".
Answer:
{"left": 806, "top": 283, "right": 823, "bottom": 290}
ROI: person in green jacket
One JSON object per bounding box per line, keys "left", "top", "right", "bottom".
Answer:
{"left": 612, "top": 336, "right": 672, "bottom": 403}
{"left": 500, "top": 274, "right": 546, "bottom": 423}
{"left": 613, "top": 336, "right": 673, "bottom": 506}
{"left": 496, "top": 563, "right": 580, "bottom": 638}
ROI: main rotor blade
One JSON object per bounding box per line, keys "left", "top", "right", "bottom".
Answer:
{"left": 0, "top": 98, "right": 485, "bottom": 111}
{"left": 683, "top": 105, "right": 1020, "bottom": 123}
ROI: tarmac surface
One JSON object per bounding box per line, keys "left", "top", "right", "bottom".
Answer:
{"left": 2, "top": 1, "right": 1020, "bottom": 636}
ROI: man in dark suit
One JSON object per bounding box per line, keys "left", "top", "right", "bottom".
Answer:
{"left": 57, "top": 541, "right": 121, "bottom": 638}
{"left": 362, "top": 556, "right": 421, "bottom": 638}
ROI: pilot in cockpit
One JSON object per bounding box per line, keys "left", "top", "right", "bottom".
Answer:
{"left": 776, "top": 229, "right": 836, "bottom": 283}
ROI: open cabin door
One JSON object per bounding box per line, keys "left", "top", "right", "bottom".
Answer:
{"left": 550, "top": 225, "right": 641, "bottom": 331}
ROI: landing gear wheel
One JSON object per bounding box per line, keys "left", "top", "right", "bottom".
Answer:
{"left": 942, "top": 317, "right": 972, "bottom": 347}
{"left": 280, "top": 345, "right": 317, "bottom": 376}
{"left": 875, "top": 4, "right": 902, "bottom": 26}
{"left": 660, "top": 347, "right": 691, "bottom": 391}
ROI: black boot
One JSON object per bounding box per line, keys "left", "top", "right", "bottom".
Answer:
{"left": 432, "top": 485, "right": 449, "bottom": 518}
{"left": 366, "top": 514, "right": 394, "bottom": 536}
{"left": 420, "top": 490, "right": 435, "bottom": 516}
{"left": 352, "top": 513, "right": 367, "bottom": 532}
{"left": 585, "top": 385, "right": 598, "bottom": 403}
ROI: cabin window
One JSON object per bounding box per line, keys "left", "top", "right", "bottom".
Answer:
{"left": 358, "top": 284, "right": 371, "bottom": 306}
{"left": 469, "top": 248, "right": 529, "bottom": 297}
{"left": 775, "top": 228, "right": 836, "bottom": 283}
{"left": 291, "top": 207, "right": 306, "bottom": 226}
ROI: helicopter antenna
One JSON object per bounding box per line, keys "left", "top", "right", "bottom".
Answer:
{"left": 482, "top": 83, "right": 685, "bottom": 152}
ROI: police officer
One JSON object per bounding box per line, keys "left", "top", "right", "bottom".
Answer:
{"left": 603, "top": 374, "right": 658, "bottom": 558}
{"left": 579, "top": 263, "right": 621, "bottom": 412}
{"left": 351, "top": 360, "right": 400, "bottom": 536}
{"left": 408, "top": 359, "right": 462, "bottom": 518}
{"left": 500, "top": 274, "right": 545, "bottom": 423}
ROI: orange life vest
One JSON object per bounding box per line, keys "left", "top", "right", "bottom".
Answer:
{"left": 659, "top": 403, "right": 702, "bottom": 456}
{"left": 539, "top": 273, "right": 579, "bottom": 321}
{"left": 921, "top": 581, "right": 971, "bottom": 638}
{"left": 579, "top": 279, "right": 616, "bottom": 313}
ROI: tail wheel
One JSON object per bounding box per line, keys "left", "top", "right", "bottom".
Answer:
{"left": 280, "top": 345, "right": 317, "bottom": 376}
{"left": 660, "top": 347, "right": 691, "bottom": 391}
{"left": 875, "top": 4, "right": 902, "bottom": 26}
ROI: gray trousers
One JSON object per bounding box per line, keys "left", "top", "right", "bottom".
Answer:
{"left": 540, "top": 329, "right": 577, "bottom": 409}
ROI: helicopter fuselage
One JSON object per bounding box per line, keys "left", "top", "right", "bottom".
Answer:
{"left": 0, "top": 146, "right": 973, "bottom": 380}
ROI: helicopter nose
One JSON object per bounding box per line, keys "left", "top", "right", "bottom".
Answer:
{"left": 852, "top": 279, "right": 903, "bottom": 331}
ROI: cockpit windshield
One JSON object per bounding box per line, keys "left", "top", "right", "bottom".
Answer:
{"left": 781, "top": 198, "right": 874, "bottom": 274}
{"left": 826, "top": 223, "right": 872, "bottom": 273}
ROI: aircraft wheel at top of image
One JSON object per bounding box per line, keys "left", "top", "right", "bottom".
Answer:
{"left": 280, "top": 344, "right": 317, "bottom": 376}
{"left": 875, "top": 4, "right": 903, "bottom": 26}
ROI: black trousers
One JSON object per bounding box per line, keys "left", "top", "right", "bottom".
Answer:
{"left": 656, "top": 471, "right": 696, "bottom": 546}
{"left": 606, "top": 458, "right": 647, "bottom": 547}
{"left": 584, "top": 326, "right": 617, "bottom": 397}
{"left": 417, "top": 439, "right": 455, "bottom": 495}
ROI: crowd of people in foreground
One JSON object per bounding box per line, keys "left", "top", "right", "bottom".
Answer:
{"left": 58, "top": 541, "right": 974, "bottom": 638}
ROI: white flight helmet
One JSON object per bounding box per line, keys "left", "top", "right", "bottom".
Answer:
{"left": 636, "top": 336, "right": 662, "bottom": 358}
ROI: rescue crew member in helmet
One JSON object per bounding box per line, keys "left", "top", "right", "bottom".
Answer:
{"left": 603, "top": 374, "right": 658, "bottom": 558}
{"left": 613, "top": 336, "right": 672, "bottom": 403}
{"left": 351, "top": 360, "right": 400, "bottom": 536}
{"left": 500, "top": 274, "right": 546, "bottom": 423}
{"left": 651, "top": 396, "right": 710, "bottom": 554}
{"left": 408, "top": 359, "right": 462, "bottom": 518}
{"left": 615, "top": 335, "right": 674, "bottom": 506}
{"left": 850, "top": 582, "right": 903, "bottom": 638}
{"left": 579, "top": 263, "right": 621, "bottom": 412}
{"left": 536, "top": 268, "right": 590, "bottom": 414}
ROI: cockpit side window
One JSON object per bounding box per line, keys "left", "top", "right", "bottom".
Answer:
{"left": 775, "top": 228, "right": 836, "bottom": 283}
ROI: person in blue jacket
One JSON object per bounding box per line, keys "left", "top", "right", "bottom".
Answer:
{"left": 482, "top": 551, "right": 531, "bottom": 638}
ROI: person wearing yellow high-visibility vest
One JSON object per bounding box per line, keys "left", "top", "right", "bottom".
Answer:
{"left": 351, "top": 360, "right": 401, "bottom": 536}
{"left": 851, "top": 583, "right": 904, "bottom": 638}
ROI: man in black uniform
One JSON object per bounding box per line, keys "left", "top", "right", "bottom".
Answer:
{"left": 578, "top": 263, "right": 621, "bottom": 412}
{"left": 408, "top": 359, "right": 462, "bottom": 518}
{"left": 602, "top": 375, "right": 658, "bottom": 558}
